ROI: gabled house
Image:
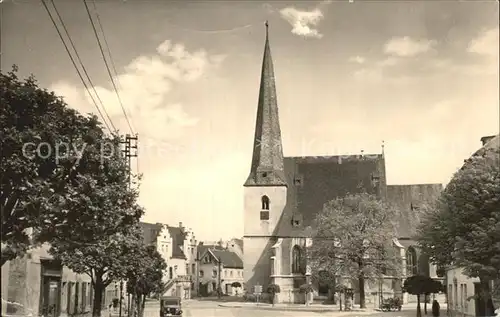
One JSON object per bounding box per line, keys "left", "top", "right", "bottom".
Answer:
{"left": 139, "top": 222, "right": 198, "bottom": 299}
{"left": 197, "top": 246, "right": 244, "bottom": 296}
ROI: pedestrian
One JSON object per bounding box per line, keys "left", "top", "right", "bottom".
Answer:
{"left": 432, "top": 299, "right": 440, "bottom": 317}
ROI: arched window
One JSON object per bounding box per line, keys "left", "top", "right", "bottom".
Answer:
{"left": 261, "top": 196, "right": 270, "bottom": 210}
{"left": 292, "top": 245, "right": 302, "bottom": 273}
{"left": 260, "top": 195, "right": 270, "bottom": 220}
{"left": 406, "top": 246, "right": 418, "bottom": 275}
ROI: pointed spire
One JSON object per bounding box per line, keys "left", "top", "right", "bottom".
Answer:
{"left": 244, "top": 21, "right": 287, "bottom": 187}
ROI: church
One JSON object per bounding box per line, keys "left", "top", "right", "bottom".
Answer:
{"left": 242, "top": 22, "right": 444, "bottom": 305}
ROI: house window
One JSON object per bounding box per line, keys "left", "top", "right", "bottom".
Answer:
{"left": 212, "top": 269, "right": 217, "bottom": 278}
{"left": 199, "top": 270, "right": 204, "bottom": 278}
{"left": 192, "top": 263, "right": 196, "bottom": 275}
{"left": 169, "top": 267, "right": 173, "bottom": 279}
{"left": 460, "top": 284, "right": 464, "bottom": 311}
{"left": 186, "top": 264, "right": 189, "bottom": 275}
{"left": 292, "top": 245, "right": 302, "bottom": 273}
{"left": 230, "top": 270, "right": 233, "bottom": 277}
{"left": 464, "top": 284, "right": 468, "bottom": 310}
{"left": 406, "top": 246, "right": 418, "bottom": 275}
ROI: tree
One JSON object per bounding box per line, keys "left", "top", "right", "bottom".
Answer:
{"left": 45, "top": 133, "right": 144, "bottom": 317}
{"left": 299, "top": 283, "right": 314, "bottom": 306}
{"left": 126, "top": 245, "right": 167, "bottom": 317}
{"left": 403, "top": 275, "right": 443, "bottom": 317}
{"left": 1, "top": 66, "right": 111, "bottom": 265}
{"left": 417, "top": 146, "right": 500, "bottom": 315}
{"left": 51, "top": 228, "right": 143, "bottom": 317}
{"left": 266, "top": 284, "right": 280, "bottom": 306}
{"left": 306, "top": 193, "right": 402, "bottom": 308}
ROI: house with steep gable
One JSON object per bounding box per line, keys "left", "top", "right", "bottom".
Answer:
{"left": 139, "top": 222, "right": 198, "bottom": 299}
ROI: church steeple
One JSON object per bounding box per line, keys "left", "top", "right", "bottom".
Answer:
{"left": 244, "top": 21, "right": 287, "bottom": 187}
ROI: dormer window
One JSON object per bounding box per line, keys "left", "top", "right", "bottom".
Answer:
{"left": 294, "top": 175, "right": 303, "bottom": 187}
{"left": 260, "top": 195, "right": 270, "bottom": 220}
{"left": 291, "top": 214, "right": 303, "bottom": 227}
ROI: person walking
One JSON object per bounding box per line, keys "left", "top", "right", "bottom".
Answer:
{"left": 432, "top": 299, "right": 440, "bottom": 317}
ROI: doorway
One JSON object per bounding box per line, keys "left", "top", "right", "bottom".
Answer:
{"left": 41, "top": 276, "right": 61, "bottom": 317}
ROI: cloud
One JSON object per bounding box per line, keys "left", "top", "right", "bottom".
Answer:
{"left": 50, "top": 40, "right": 225, "bottom": 139}
{"left": 348, "top": 56, "right": 365, "bottom": 64}
{"left": 384, "top": 36, "right": 436, "bottom": 57}
{"left": 352, "top": 36, "right": 438, "bottom": 83}
{"left": 467, "top": 26, "right": 499, "bottom": 57}
{"left": 279, "top": 1, "right": 329, "bottom": 39}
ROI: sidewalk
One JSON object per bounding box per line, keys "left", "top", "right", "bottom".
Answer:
{"left": 218, "top": 302, "right": 377, "bottom": 313}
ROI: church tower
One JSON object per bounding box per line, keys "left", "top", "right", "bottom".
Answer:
{"left": 243, "top": 21, "right": 288, "bottom": 292}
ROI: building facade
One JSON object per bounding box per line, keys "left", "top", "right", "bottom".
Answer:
{"left": 243, "top": 23, "right": 444, "bottom": 304}
{"left": 445, "top": 135, "right": 499, "bottom": 317}
{"left": 139, "top": 222, "right": 198, "bottom": 299}
{"left": 197, "top": 247, "right": 244, "bottom": 296}
{"left": 0, "top": 243, "right": 115, "bottom": 317}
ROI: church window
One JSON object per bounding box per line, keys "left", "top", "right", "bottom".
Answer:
{"left": 261, "top": 196, "right": 270, "bottom": 210}
{"left": 260, "top": 211, "right": 269, "bottom": 220}
{"left": 406, "top": 246, "right": 418, "bottom": 275}
{"left": 292, "top": 245, "right": 302, "bottom": 274}
{"left": 260, "top": 195, "right": 270, "bottom": 220}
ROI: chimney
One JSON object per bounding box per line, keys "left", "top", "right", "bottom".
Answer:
{"left": 179, "top": 222, "right": 183, "bottom": 229}
{"left": 481, "top": 135, "right": 495, "bottom": 146}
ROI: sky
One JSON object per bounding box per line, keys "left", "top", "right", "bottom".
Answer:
{"left": 2, "top": 0, "right": 499, "bottom": 242}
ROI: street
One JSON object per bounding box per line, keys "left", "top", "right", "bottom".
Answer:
{"left": 141, "top": 300, "right": 423, "bottom": 317}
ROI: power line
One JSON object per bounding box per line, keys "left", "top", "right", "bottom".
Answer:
{"left": 82, "top": 0, "right": 134, "bottom": 135}
{"left": 41, "top": 0, "right": 114, "bottom": 135}
{"left": 89, "top": 0, "right": 135, "bottom": 133}
{"left": 47, "top": 0, "right": 117, "bottom": 134}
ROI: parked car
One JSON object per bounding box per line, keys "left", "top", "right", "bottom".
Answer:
{"left": 160, "top": 296, "right": 183, "bottom": 316}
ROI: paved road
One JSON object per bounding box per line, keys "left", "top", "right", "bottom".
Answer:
{"left": 142, "top": 300, "right": 422, "bottom": 317}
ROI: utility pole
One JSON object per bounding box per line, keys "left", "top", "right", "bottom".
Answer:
{"left": 120, "top": 134, "right": 138, "bottom": 317}
{"left": 217, "top": 255, "right": 222, "bottom": 299}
